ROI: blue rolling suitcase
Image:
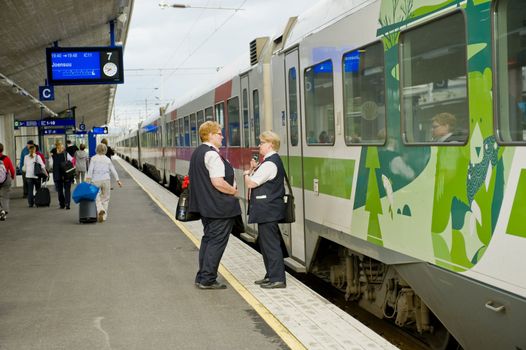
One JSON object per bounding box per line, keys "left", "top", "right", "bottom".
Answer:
{"left": 79, "top": 200, "right": 97, "bottom": 223}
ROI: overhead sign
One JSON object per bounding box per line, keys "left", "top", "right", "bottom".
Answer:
{"left": 39, "top": 85, "right": 55, "bottom": 101}
{"left": 46, "top": 46, "right": 124, "bottom": 85}
{"left": 92, "top": 127, "right": 108, "bottom": 135}
{"left": 16, "top": 119, "right": 75, "bottom": 127}
{"left": 43, "top": 129, "right": 66, "bottom": 135}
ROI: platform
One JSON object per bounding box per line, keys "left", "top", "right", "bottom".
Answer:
{"left": 0, "top": 158, "right": 398, "bottom": 350}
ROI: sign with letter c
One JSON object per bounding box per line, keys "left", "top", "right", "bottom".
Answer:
{"left": 39, "top": 85, "right": 55, "bottom": 101}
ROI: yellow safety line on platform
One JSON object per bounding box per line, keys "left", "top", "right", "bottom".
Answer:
{"left": 120, "top": 160, "right": 306, "bottom": 350}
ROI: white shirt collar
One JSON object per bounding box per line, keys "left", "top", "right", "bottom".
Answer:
{"left": 204, "top": 142, "right": 219, "bottom": 152}
{"left": 436, "top": 133, "right": 452, "bottom": 142}
{"left": 263, "top": 151, "right": 277, "bottom": 159}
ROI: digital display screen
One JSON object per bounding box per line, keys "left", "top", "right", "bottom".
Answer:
{"left": 46, "top": 46, "right": 124, "bottom": 85}
{"left": 50, "top": 51, "right": 101, "bottom": 80}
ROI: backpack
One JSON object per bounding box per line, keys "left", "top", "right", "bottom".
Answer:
{"left": 0, "top": 156, "right": 7, "bottom": 185}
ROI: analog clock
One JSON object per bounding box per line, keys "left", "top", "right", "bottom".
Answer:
{"left": 103, "top": 62, "right": 118, "bottom": 77}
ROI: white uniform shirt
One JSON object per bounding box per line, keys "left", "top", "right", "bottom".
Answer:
{"left": 23, "top": 154, "right": 46, "bottom": 179}
{"left": 250, "top": 151, "right": 278, "bottom": 186}
{"left": 87, "top": 154, "right": 119, "bottom": 182}
{"left": 203, "top": 142, "right": 225, "bottom": 178}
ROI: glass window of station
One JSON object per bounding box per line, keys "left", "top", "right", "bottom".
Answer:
{"left": 400, "top": 11, "right": 469, "bottom": 144}
{"left": 304, "top": 60, "right": 335, "bottom": 145}
{"left": 342, "top": 42, "right": 386, "bottom": 145}
{"left": 495, "top": 0, "right": 526, "bottom": 143}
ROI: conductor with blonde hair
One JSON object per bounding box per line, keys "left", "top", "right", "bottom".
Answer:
{"left": 86, "top": 143, "right": 122, "bottom": 222}
{"left": 244, "top": 131, "right": 287, "bottom": 289}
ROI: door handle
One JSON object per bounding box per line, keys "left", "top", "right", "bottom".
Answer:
{"left": 485, "top": 301, "right": 505, "bottom": 313}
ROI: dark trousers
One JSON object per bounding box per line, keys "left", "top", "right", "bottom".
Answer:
{"left": 26, "top": 178, "right": 41, "bottom": 207}
{"left": 22, "top": 172, "right": 28, "bottom": 197}
{"left": 195, "top": 217, "right": 234, "bottom": 285}
{"left": 258, "top": 222, "right": 286, "bottom": 283}
{"left": 54, "top": 180, "right": 72, "bottom": 208}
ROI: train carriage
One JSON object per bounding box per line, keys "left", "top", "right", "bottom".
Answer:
{"left": 117, "top": 0, "right": 526, "bottom": 348}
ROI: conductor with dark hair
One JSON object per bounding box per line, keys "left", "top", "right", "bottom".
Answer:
{"left": 188, "top": 121, "right": 241, "bottom": 290}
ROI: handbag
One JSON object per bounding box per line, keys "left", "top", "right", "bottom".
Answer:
{"left": 175, "top": 187, "right": 201, "bottom": 222}
{"left": 34, "top": 159, "right": 47, "bottom": 179}
{"left": 60, "top": 153, "right": 76, "bottom": 180}
{"left": 279, "top": 172, "right": 295, "bottom": 223}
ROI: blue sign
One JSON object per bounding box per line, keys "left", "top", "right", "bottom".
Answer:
{"left": 39, "top": 85, "right": 55, "bottom": 101}
{"left": 343, "top": 50, "right": 361, "bottom": 73}
{"left": 43, "top": 129, "right": 66, "bottom": 135}
{"left": 75, "top": 131, "right": 88, "bottom": 135}
{"left": 78, "top": 123, "right": 86, "bottom": 131}
{"left": 92, "top": 127, "right": 108, "bottom": 134}
{"left": 17, "top": 119, "right": 75, "bottom": 127}
{"left": 50, "top": 51, "right": 101, "bottom": 80}
{"left": 46, "top": 46, "right": 124, "bottom": 86}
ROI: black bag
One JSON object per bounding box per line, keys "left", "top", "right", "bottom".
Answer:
{"left": 34, "top": 160, "right": 47, "bottom": 179}
{"left": 279, "top": 172, "right": 295, "bottom": 223}
{"left": 175, "top": 188, "right": 201, "bottom": 222}
{"left": 61, "top": 154, "right": 76, "bottom": 180}
{"left": 35, "top": 183, "right": 51, "bottom": 207}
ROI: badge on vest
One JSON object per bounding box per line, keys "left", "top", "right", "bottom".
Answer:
{"left": 255, "top": 195, "right": 267, "bottom": 199}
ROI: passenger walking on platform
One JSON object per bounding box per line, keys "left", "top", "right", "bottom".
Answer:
{"left": 188, "top": 121, "right": 241, "bottom": 290}
{"left": 74, "top": 144, "right": 89, "bottom": 183}
{"left": 86, "top": 143, "right": 122, "bottom": 222}
{"left": 49, "top": 143, "right": 74, "bottom": 210}
{"left": 244, "top": 131, "right": 287, "bottom": 289}
{"left": 19, "top": 140, "right": 34, "bottom": 198}
{"left": 23, "top": 145, "right": 47, "bottom": 208}
{"left": 65, "top": 140, "right": 79, "bottom": 158}
{"left": 0, "top": 143, "right": 16, "bottom": 221}
{"left": 101, "top": 138, "right": 115, "bottom": 159}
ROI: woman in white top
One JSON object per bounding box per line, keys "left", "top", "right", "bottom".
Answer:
{"left": 86, "top": 143, "right": 122, "bottom": 222}
{"left": 23, "top": 145, "right": 47, "bottom": 207}
{"left": 74, "top": 144, "right": 89, "bottom": 183}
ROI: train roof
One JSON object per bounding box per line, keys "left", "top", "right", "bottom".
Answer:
{"left": 284, "top": 0, "right": 374, "bottom": 49}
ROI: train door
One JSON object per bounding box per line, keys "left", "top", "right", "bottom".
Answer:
{"left": 240, "top": 74, "right": 252, "bottom": 222}
{"left": 284, "top": 49, "right": 306, "bottom": 263}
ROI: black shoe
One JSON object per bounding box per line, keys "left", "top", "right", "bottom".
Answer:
{"left": 65, "top": 206, "right": 70, "bottom": 210}
{"left": 197, "top": 282, "right": 227, "bottom": 290}
{"left": 260, "top": 281, "right": 286, "bottom": 289}
{"left": 60, "top": 205, "right": 65, "bottom": 209}
{"left": 254, "top": 278, "right": 270, "bottom": 285}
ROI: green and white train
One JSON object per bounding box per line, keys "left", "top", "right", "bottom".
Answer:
{"left": 116, "top": 0, "right": 526, "bottom": 348}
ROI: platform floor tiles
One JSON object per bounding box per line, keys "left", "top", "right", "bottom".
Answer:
{"left": 118, "top": 158, "right": 398, "bottom": 350}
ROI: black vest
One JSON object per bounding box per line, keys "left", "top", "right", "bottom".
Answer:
{"left": 248, "top": 153, "right": 286, "bottom": 224}
{"left": 188, "top": 144, "right": 241, "bottom": 219}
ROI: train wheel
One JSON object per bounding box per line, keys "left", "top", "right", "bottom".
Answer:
{"left": 423, "top": 317, "right": 461, "bottom": 350}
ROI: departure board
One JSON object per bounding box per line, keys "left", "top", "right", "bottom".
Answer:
{"left": 46, "top": 46, "right": 124, "bottom": 85}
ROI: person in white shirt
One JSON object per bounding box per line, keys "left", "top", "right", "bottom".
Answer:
{"left": 86, "top": 143, "right": 122, "bottom": 222}
{"left": 23, "top": 145, "right": 47, "bottom": 207}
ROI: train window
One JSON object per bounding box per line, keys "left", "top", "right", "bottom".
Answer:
{"left": 205, "top": 106, "right": 213, "bottom": 121}
{"left": 242, "top": 88, "right": 250, "bottom": 148}
{"left": 190, "top": 113, "right": 197, "bottom": 147}
{"left": 197, "top": 110, "right": 205, "bottom": 144}
{"left": 342, "top": 43, "right": 386, "bottom": 145}
{"left": 400, "top": 11, "right": 468, "bottom": 144}
{"left": 253, "top": 90, "right": 261, "bottom": 145}
{"left": 305, "top": 60, "right": 335, "bottom": 145}
{"left": 495, "top": 0, "right": 526, "bottom": 143}
{"left": 183, "top": 116, "right": 190, "bottom": 147}
{"left": 288, "top": 68, "right": 299, "bottom": 146}
{"left": 174, "top": 120, "right": 179, "bottom": 146}
{"left": 215, "top": 102, "right": 225, "bottom": 146}
{"left": 227, "top": 97, "right": 241, "bottom": 146}
{"left": 178, "top": 118, "right": 184, "bottom": 146}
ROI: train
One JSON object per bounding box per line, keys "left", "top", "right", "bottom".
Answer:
{"left": 115, "top": 0, "right": 526, "bottom": 348}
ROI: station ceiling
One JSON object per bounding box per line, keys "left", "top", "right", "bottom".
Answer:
{"left": 0, "top": 0, "right": 134, "bottom": 129}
